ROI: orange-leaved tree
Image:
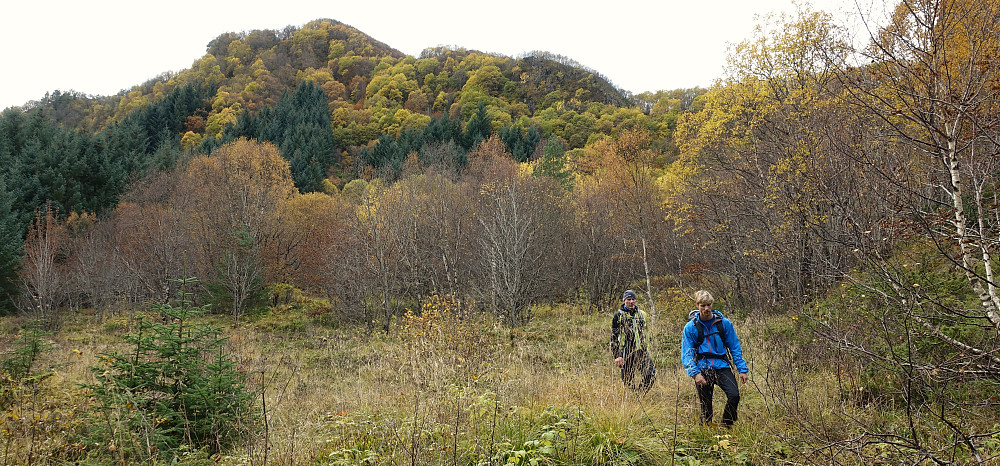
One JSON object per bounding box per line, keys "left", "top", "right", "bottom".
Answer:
{"left": 280, "top": 191, "right": 358, "bottom": 309}
{"left": 18, "top": 203, "right": 69, "bottom": 327}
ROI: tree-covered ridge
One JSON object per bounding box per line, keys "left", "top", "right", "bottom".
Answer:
{"left": 24, "top": 18, "right": 678, "bottom": 151}
{"left": 9, "top": 17, "right": 695, "bottom": 193}
{"left": 0, "top": 17, "right": 699, "bottom": 312}
{"left": 6, "top": 16, "right": 699, "bottom": 199}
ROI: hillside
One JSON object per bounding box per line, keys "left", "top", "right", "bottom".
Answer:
{"left": 1, "top": 17, "right": 691, "bottom": 224}
{"left": 4, "top": 3, "right": 1000, "bottom": 464}
{"left": 25, "top": 19, "right": 638, "bottom": 141}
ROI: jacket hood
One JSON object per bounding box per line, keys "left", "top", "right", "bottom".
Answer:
{"left": 689, "top": 309, "right": 724, "bottom": 321}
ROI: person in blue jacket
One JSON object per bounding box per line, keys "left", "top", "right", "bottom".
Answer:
{"left": 681, "top": 290, "right": 749, "bottom": 427}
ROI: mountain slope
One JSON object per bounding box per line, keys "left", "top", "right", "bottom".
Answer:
{"left": 28, "top": 18, "right": 636, "bottom": 141}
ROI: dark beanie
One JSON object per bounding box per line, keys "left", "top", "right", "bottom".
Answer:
{"left": 623, "top": 290, "right": 637, "bottom": 301}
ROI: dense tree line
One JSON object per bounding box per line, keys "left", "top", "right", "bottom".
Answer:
{"left": 355, "top": 101, "right": 543, "bottom": 180}
{"left": 0, "top": 17, "right": 691, "bottom": 316}
{"left": 203, "top": 81, "right": 339, "bottom": 192}
{"left": 0, "top": 83, "right": 215, "bottom": 312}
{"left": 25, "top": 18, "right": 669, "bottom": 158}
{"left": 14, "top": 131, "right": 667, "bottom": 328}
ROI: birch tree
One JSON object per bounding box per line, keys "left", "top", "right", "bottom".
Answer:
{"left": 177, "top": 138, "right": 296, "bottom": 319}
{"left": 804, "top": 0, "right": 1000, "bottom": 461}
{"left": 18, "top": 204, "right": 68, "bottom": 327}
{"left": 831, "top": 0, "right": 1000, "bottom": 370}
{"left": 470, "top": 136, "right": 564, "bottom": 325}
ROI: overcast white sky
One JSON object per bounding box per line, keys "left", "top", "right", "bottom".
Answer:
{"left": 1, "top": 0, "right": 869, "bottom": 110}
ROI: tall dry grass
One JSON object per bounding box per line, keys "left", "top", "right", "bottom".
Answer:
{"left": 2, "top": 291, "right": 995, "bottom": 464}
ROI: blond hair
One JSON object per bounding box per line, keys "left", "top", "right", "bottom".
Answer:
{"left": 694, "top": 290, "right": 714, "bottom": 305}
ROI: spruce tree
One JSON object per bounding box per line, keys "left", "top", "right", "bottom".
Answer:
{"left": 424, "top": 111, "right": 463, "bottom": 145}
{"left": 85, "top": 277, "right": 257, "bottom": 460}
{"left": 223, "top": 81, "right": 338, "bottom": 192}
{"left": 463, "top": 100, "right": 491, "bottom": 150}
{"left": 524, "top": 126, "right": 541, "bottom": 156}
{"left": 362, "top": 134, "right": 404, "bottom": 178}
{"left": 534, "top": 138, "right": 572, "bottom": 190}
{"left": 0, "top": 176, "right": 23, "bottom": 314}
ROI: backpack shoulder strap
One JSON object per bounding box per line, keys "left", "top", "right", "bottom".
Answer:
{"left": 693, "top": 316, "right": 726, "bottom": 349}
{"left": 716, "top": 318, "right": 726, "bottom": 347}
{"left": 613, "top": 308, "right": 628, "bottom": 333}
{"left": 693, "top": 317, "right": 705, "bottom": 347}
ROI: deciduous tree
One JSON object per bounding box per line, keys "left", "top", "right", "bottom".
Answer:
{"left": 469, "top": 136, "right": 565, "bottom": 325}
{"left": 18, "top": 203, "right": 68, "bottom": 327}
{"left": 806, "top": 0, "right": 1000, "bottom": 460}
{"left": 669, "top": 7, "right": 854, "bottom": 309}
{"left": 176, "top": 139, "right": 296, "bottom": 319}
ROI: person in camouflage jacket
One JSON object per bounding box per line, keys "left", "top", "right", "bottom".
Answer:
{"left": 610, "top": 289, "right": 656, "bottom": 393}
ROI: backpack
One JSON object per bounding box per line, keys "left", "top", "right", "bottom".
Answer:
{"left": 692, "top": 315, "right": 730, "bottom": 361}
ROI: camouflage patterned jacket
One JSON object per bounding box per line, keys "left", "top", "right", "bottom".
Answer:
{"left": 610, "top": 304, "right": 649, "bottom": 360}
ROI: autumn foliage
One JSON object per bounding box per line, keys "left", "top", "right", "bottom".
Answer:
{"left": 3, "top": 1, "right": 1000, "bottom": 462}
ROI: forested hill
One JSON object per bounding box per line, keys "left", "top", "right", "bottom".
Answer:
{"left": 0, "top": 17, "right": 698, "bottom": 311}
{"left": 21, "top": 18, "right": 638, "bottom": 135}
{"left": 1, "top": 16, "right": 685, "bottom": 203}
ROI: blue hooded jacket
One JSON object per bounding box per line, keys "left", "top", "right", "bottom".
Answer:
{"left": 681, "top": 309, "right": 749, "bottom": 377}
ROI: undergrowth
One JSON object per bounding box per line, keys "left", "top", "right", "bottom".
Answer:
{"left": 1, "top": 288, "right": 998, "bottom": 464}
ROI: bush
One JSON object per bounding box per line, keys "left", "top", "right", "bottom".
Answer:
{"left": 83, "top": 277, "right": 257, "bottom": 462}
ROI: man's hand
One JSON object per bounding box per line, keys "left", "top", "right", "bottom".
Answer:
{"left": 694, "top": 373, "right": 707, "bottom": 386}
{"left": 739, "top": 372, "right": 748, "bottom": 384}
{"left": 614, "top": 357, "right": 624, "bottom": 367}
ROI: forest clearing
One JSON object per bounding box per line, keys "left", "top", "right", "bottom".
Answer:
{"left": 3, "top": 285, "right": 996, "bottom": 464}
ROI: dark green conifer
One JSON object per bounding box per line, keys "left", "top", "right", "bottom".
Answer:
{"left": 0, "top": 176, "right": 23, "bottom": 314}
{"left": 463, "top": 100, "right": 491, "bottom": 150}
{"left": 534, "top": 137, "right": 572, "bottom": 190}
{"left": 85, "top": 277, "right": 257, "bottom": 460}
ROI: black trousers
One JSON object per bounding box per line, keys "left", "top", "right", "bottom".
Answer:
{"left": 696, "top": 367, "right": 741, "bottom": 426}
{"left": 621, "top": 350, "right": 656, "bottom": 393}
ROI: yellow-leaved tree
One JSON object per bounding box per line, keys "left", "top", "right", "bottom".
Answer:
{"left": 580, "top": 129, "right": 665, "bottom": 320}
{"left": 808, "top": 0, "right": 1000, "bottom": 461}
{"left": 175, "top": 138, "right": 296, "bottom": 320}
{"left": 667, "top": 6, "right": 858, "bottom": 309}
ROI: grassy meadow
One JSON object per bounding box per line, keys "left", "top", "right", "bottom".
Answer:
{"left": 1, "top": 288, "right": 991, "bottom": 465}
